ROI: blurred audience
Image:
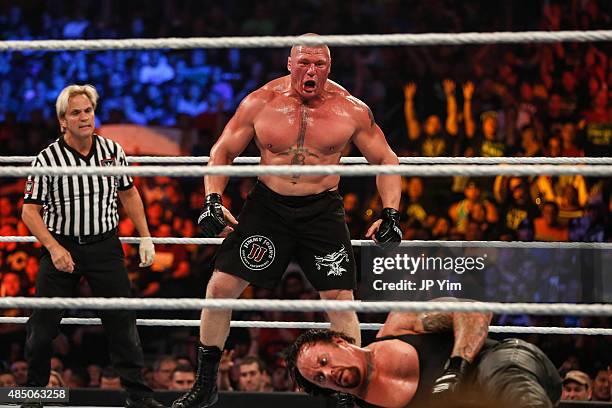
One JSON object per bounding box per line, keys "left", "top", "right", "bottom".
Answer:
{"left": 150, "top": 355, "right": 177, "bottom": 390}
{"left": 169, "top": 365, "right": 196, "bottom": 391}
{"left": 0, "top": 0, "right": 610, "bottom": 396}
{"left": 47, "top": 370, "right": 65, "bottom": 388}
{"left": 237, "top": 356, "right": 268, "bottom": 392}
{"left": 99, "top": 367, "right": 123, "bottom": 390}
{"left": 0, "top": 370, "right": 17, "bottom": 387}
{"left": 561, "top": 370, "right": 592, "bottom": 401}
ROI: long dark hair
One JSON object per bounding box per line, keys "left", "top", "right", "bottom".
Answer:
{"left": 283, "top": 329, "right": 355, "bottom": 396}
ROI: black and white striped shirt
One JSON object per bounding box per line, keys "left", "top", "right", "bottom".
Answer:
{"left": 23, "top": 134, "right": 133, "bottom": 236}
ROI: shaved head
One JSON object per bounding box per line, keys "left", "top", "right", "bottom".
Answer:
{"left": 290, "top": 33, "right": 330, "bottom": 58}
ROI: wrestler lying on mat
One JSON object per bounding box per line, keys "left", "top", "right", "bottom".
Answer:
{"left": 285, "top": 298, "right": 562, "bottom": 408}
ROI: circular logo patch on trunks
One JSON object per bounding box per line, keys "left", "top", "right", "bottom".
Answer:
{"left": 240, "top": 235, "right": 276, "bottom": 270}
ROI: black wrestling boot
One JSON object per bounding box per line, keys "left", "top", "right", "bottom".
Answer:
{"left": 334, "top": 393, "right": 356, "bottom": 408}
{"left": 171, "top": 345, "right": 221, "bottom": 408}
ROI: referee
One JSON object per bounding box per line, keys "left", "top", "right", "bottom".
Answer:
{"left": 21, "top": 85, "right": 164, "bottom": 408}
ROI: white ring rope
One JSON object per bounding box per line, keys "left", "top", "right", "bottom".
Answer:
{"left": 2, "top": 164, "right": 611, "bottom": 177}
{"left": 2, "top": 156, "right": 611, "bottom": 165}
{"left": 2, "top": 236, "right": 611, "bottom": 249}
{"left": 0, "top": 317, "right": 609, "bottom": 336}
{"left": 0, "top": 298, "right": 611, "bottom": 316}
{"left": 2, "top": 31, "right": 612, "bottom": 51}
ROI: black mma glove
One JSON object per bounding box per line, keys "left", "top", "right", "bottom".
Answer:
{"left": 431, "top": 356, "right": 471, "bottom": 396}
{"left": 197, "top": 193, "right": 227, "bottom": 237}
{"left": 374, "top": 208, "right": 402, "bottom": 244}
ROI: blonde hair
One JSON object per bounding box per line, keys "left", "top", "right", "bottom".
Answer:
{"left": 55, "top": 84, "right": 99, "bottom": 119}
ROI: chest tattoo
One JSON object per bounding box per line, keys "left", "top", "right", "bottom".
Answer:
{"left": 297, "top": 106, "right": 307, "bottom": 150}
{"left": 278, "top": 106, "right": 319, "bottom": 183}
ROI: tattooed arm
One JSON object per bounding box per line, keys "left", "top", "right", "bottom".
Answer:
{"left": 423, "top": 309, "right": 492, "bottom": 363}
{"left": 379, "top": 298, "right": 492, "bottom": 363}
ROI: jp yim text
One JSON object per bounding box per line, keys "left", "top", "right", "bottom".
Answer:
{"left": 373, "top": 279, "right": 462, "bottom": 292}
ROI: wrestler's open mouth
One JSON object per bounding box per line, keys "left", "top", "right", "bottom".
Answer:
{"left": 336, "top": 368, "right": 352, "bottom": 387}
{"left": 304, "top": 80, "right": 316, "bottom": 91}
{"left": 339, "top": 369, "right": 348, "bottom": 386}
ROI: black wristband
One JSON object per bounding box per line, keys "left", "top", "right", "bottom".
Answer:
{"left": 381, "top": 207, "right": 400, "bottom": 221}
{"left": 205, "top": 193, "right": 222, "bottom": 205}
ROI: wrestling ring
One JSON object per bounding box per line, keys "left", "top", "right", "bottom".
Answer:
{"left": 1, "top": 30, "right": 612, "bottom": 407}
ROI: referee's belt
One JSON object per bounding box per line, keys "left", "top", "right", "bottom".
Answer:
{"left": 54, "top": 228, "right": 117, "bottom": 245}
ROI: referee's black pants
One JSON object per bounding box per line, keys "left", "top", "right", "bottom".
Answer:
{"left": 25, "top": 233, "right": 152, "bottom": 398}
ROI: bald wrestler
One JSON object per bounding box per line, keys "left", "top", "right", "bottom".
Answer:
{"left": 172, "top": 34, "right": 402, "bottom": 408}
{"left": 285, "top": 299, "right": 562, "bottom": 408}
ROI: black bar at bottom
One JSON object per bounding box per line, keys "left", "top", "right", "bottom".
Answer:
{"left": 48, "top": 389, "right": 612, "bottom": 408}
{"left": 68, "top": 389, "right": 331, "bottom": 407}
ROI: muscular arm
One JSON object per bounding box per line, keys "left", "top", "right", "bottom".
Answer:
{"left": 205, "top": 91, "right": 265, "bottom": 195}
{"left": 352, "top": 103, "right": 401, "bottom": 210}
{"left": 380, "top": 298, "right": 492, "bottom": 363}
{"left": 118, "top": 187, "right": 151, "bottom": 238}
{"left": 422, "top": 310, "right": 491, "bottom": 363}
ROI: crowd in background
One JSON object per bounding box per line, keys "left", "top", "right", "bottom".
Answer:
{"left": 0, "top": 0, "right": 611, "bottom": 402}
